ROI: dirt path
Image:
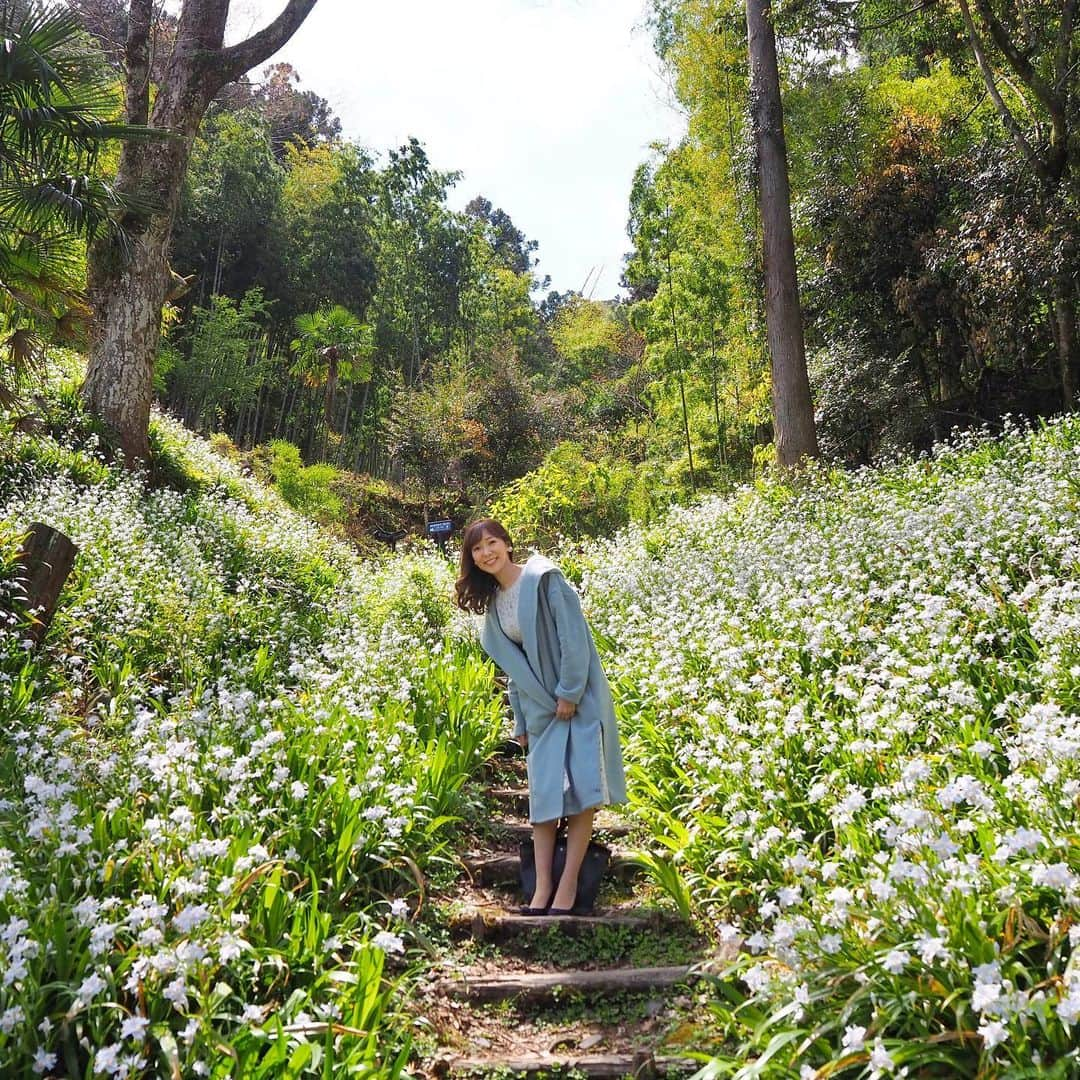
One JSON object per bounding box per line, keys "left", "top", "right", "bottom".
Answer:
{"left": 414, "top": 742, "right": 738, "bottom": 1078}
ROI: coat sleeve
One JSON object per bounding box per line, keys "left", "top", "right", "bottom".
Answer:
{"left": 546, "top": 572, "right": 591, "bottom": 704}
{"left": 507, "top": 679, "right": 526, "bottom": 738}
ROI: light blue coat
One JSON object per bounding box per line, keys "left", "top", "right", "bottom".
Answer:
{"left": 481, "top": 555, "right": 627, "bottom": 824}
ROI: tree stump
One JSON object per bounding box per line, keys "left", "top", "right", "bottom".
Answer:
{"left": 15, "top": 523, "right": 78, "bottom": 646}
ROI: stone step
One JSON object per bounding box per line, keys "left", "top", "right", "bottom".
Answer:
{"left": 485, "top": 786, "right": 530, "bottom": 813}
{"left": 438, "top": 964, "right": 696, "bottom": 1004}
{"left": 463, "top": 849, "right": 642, "bottom": 888}
{"left": 445, "top": 1051, "right": 698, "bottom": 1078}
{"left": 451, "top": 907, "right": 670, "bottom": 941}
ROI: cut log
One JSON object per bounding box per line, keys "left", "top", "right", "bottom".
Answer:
{"left": 15, "top": 523, "right": 78, "bottom": 646}
{"left": 439, "top": 964, "right": 696, "bottom": 1004}
{"left": 445, "top": 1051, "right": 698, "bottom": 1078}
{"left": 485, "top": 786, "right": 530, "bottom": 814}
{"left": 452, "top": 907, "right": 667, "bottom": 941}
{"left": 463, "top": 849, "right": 641, "bottom": 888}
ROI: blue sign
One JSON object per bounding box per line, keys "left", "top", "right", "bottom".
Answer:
{"left": 426, "top": 519, "right": 453, "bottom": 537}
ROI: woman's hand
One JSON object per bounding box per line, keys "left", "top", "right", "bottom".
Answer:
{"left": 516, "top": 733, "right": 528, "bottom": 750}
{"left": 555, "top": 697, "right": 577, "bottom": 721}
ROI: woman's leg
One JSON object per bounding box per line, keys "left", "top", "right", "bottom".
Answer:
{"left": 528, "top": 819, "right": 559, "bottom": 910}
{"left": 550, "top": 807, "right": 595, "bottom": 911}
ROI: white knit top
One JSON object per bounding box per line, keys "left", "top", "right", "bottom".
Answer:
{"left": 494, "top": 574, "right": 524, "bottom": 644}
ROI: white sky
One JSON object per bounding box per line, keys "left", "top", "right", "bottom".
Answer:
{"left": 226, "top": 0, "right": 686, "bottom": 298}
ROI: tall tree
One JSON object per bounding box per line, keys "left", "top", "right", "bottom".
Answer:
{"left": 744, "top": 0, "right": 819, "bottom": 467}
{"left": 81, "top": 0, "right": 320, "bottom": 464}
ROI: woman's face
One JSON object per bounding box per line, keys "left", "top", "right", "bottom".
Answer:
{"left": 471, "top": 531, "right": 512, "bottom": 576}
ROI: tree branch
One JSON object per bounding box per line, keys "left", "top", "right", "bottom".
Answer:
{"left": 125, "top": 0, "right": 153, "bottom": 126}
{"left": 215, "top": 0, "right": 320, "bottom": 88}
{"left": 1056, "top": 0, "right": 1077, "bottom": 93}
{"left": 971, "top": 0, "right": 1060, "bottom": 115}
{"left": 957, "top": 0, "right": 1045, "bottom": 178}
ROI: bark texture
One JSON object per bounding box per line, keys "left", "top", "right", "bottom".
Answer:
{"left": 745, "top": 0, "right": 819, "bottom": 468}
{"left": 81, "top": 0, "right": 320, "bottom": 463}
{"left": 17, "top": 523, "right": 78, "bottom": 647}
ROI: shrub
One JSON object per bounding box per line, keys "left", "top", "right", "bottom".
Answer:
{"left": 266, "top": 439, "right": 345, "bottom": 524}
{"left": 489, "top": 441, "right": 659, "bottom": 548}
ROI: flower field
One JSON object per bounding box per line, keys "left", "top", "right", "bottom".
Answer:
{"left": 0, "top": 405, "right": 504, "bottom": 1076}
{"left": 4, "top": 392, "right": 1080, "bottom": 1077}
{"left": 581, "top": 419, "right": 1080, "bottom": 1076}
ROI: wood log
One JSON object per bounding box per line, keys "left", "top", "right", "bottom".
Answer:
{"left": 439, "top": 964, "right": 696, "bottom": 1004}
{"left": 15, "top": 523, "right": 78, "bottom": 646}
{"left": 485, "top": 786, "right": 530, "bottom": 813}
{"left": 452, "top": 907, "right": 667, "bottom": 941}
{"left": 445, "top": 1052, "right": 698, "bottom": 1078}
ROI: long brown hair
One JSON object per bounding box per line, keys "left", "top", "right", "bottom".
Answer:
{"left": 455, "top": 518, "right": 514, "bottom": 614}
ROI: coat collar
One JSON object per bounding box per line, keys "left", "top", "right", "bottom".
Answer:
{"left": 479, "top": 554, "right": 559, "bottom": 707}
{"left": 517, "top": 554, "right": 557, "bottom": 664}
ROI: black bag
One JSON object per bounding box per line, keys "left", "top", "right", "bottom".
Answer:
{"left": 519, "top": 826, "right": 610, "bottom": 915}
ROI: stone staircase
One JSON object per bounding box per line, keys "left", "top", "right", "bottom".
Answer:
{"left": 418, "top": 742, "right": 738, "bottom": 1078}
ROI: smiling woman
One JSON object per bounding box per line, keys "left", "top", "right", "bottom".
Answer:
{"left": 455, "top": 517, "right": 627, "bottom": 917}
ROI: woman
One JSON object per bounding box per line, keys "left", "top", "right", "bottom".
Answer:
{"left": 455, "top": 519, "right": 627, "bottom": 916}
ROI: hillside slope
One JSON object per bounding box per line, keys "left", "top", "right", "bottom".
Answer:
{"left": 0, "top": 407, "right": 504, "bottom": 1076}
{"left": 3, "top": 401, "right": 1080, "bottom": 1077}
{"left": 579, "top": 418, "right": 1080, "bottom": 1076}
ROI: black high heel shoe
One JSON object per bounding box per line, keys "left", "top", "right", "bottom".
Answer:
{"left": 546, "top": 889, "right": 578, "bottom": 917}
{"left": 519, "top": 889, "right": 555, "bottom": 916}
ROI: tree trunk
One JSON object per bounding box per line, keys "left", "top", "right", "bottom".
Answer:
{"left": 665, "top": 250, "right": 697, "bottom": 492}
{"left": 745, "top": 0, "right": 819, "bottom": 468}
{"left": 80, "top": 0, "right": 320, "bottom": 465}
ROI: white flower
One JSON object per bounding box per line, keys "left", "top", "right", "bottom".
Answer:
{"left": 0, "top": 1005, "right": 24, "bottom": 1034}
{"left": 172, "top": 904, "right": 211, "bottom": 933}
{"left": 162, "top": 976, "right": 188, "bottom": 1012}
{"left": 120, "top": 1014, "right": 149, "bottom": 1041}
{"left": 32, "top": 1047, "right": 56, "bottom": 1074}
{"left": 78, "top": 970, "right": 108, "bottom": 1001}
{"left": 841, "top": 1024, "right": 866, "bottom": 1052}
{"left": 289, "top": 780, "right": 308, "bottom": 800}
{"left": 372, "top": 930, "right": 405, "bottom": 955}
{"left": 390, "top": 898, "right": 409, "bottom": 919}
{"left": 869, "top": 1038, "right": 895, "bottom": 1072}
{"left": 978, "top": 1017, "right": 1008, "bottom": 1048}
{"left": 916, "top": 934, "right": 949, "bottom": 964}
{"left": 92, "top": 1043, "right": 122, "bottom": 1075}
{"left": 1057, "top": 988, "right": 1080, "bottom": 1026}
{"left": 819, "top": 933, "right": 842, "bottom": 955}
{"left": 972, "top": 981, "right": 1002, "bottom": 1013}
{"left": 218, "top": 933, "right": 243, "bottom": 961}
{"left": 882, "top": 949, "right": 909, "bottom": 974}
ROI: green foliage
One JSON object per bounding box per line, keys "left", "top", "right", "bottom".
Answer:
{"left": 0, "top": 0, "right": 160, "bottom": 405}
{"left": 0, "top": 413, "right": 505, "bottom": 1075}
{"left": 172, "top": 109, "right": 285, "bottom": 305}
{"left": 581, "top": 415, "right": 1080, "bottom": 1076}
{"left": 163, "top": 289, "right": 272, "bottom": 433}
{"left": 264, "top": 439, "right": 345, "bottom": 524}
{"left": 490, "top": 442, "right": 661, "bottom": 548}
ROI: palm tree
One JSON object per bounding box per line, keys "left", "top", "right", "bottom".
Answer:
{"left": 0, "top": 0, "right": 157, "bottom": 405}
{"left": 290, "top": 304, "right": 374, "bottom": 459}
